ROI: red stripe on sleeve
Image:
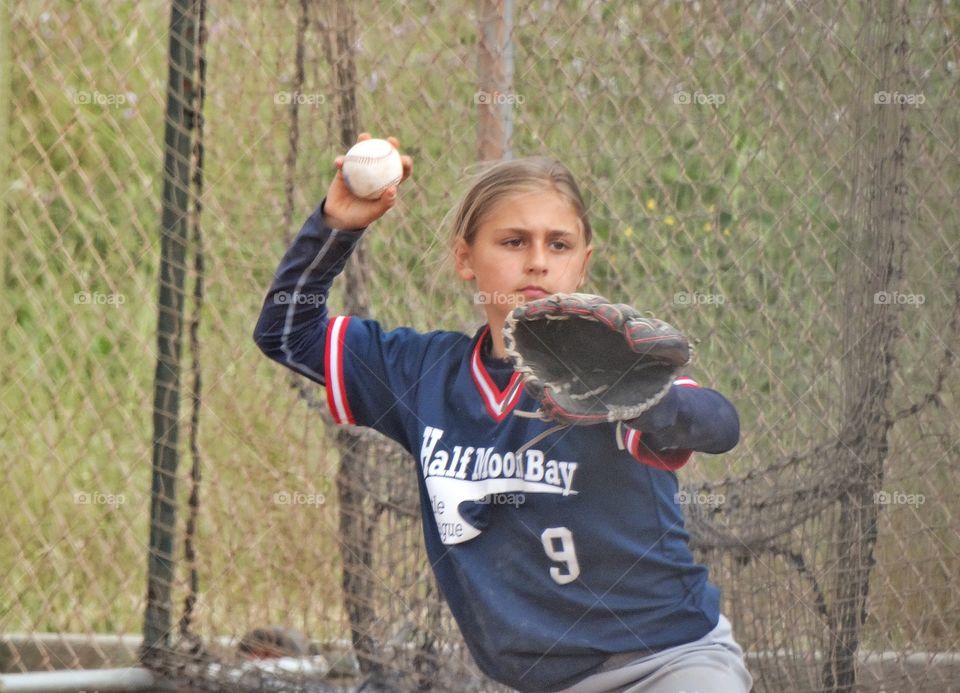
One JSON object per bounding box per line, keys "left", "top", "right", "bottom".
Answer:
{"left": 626, "top": 426, "right": 692, "bottom": 471}
{"left": 324, "top": 316, "right": 356, "bottom": 425}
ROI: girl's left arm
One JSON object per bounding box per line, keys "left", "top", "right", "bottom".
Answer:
{"left": 625, "top": 385, "right": 740, "bottom": 454}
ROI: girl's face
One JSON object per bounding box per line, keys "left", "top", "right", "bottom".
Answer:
{"left": 454, "top": 190, "right": 592, "bottom": 327}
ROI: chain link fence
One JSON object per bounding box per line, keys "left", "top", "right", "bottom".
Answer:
{"left": 3, "top": 1, "right": 958, "bottom": 691}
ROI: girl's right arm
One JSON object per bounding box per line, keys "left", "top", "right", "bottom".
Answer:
{"left": 253, "top": 134, "right": 412, "bottom": 383}
{"left": 254, "top": 135, "right": 434, "bottom": 451}
{"left": 251, "top": 200, "right": 364, "bottom": 384}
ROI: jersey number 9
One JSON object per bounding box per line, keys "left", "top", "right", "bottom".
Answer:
{"left": 541, "top": 527, "right": 581, "bottom": 585}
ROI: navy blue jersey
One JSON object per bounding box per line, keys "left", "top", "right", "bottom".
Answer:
{"left": 254, "top": 203, "right": 740, "bottom": 692}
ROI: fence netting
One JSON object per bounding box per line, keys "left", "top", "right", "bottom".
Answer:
{"left": 3, "top": 1, "right": 958, "bottom": 691}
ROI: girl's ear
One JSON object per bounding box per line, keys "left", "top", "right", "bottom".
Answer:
{"left": 577, "top": 246, "right": 593, "bottom": 288}
{"left": 454, "top": 238, "right": 475, "bottom": 280}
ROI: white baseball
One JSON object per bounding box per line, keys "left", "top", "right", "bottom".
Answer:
{"left": 341, "top": 138, "right": 403, "bottom": 200}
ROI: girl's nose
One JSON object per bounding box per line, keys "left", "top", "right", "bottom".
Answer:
{"left": 525, "top": 245, "right": 548, "bottom": 274}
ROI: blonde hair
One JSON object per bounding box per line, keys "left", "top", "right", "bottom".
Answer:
{"left": 450, "top": 157, "right": 592, "bottom": 246}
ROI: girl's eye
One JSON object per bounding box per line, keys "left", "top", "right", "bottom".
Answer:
{"left": 501, "top": 238, "right": 569, "bottom": 250}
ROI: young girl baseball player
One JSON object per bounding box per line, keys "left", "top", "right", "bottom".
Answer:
{"left": 254, "top": 135, "right": 753, "bottom": 692}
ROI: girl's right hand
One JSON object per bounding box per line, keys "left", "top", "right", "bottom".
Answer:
{"left": 322, "top": 133, "right": 413, "bottom": 230}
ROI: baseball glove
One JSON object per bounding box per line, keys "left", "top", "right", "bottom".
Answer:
{"left": 502, "top": 293, "right": 691, "bottom": 425}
